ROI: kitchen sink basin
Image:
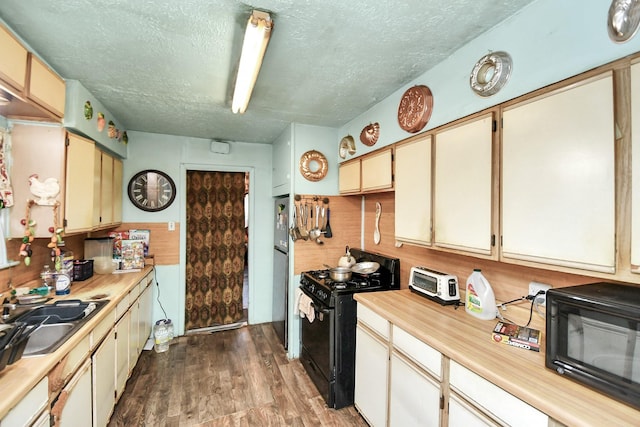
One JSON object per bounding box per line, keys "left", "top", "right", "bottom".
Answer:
{"left": 22, "top": 323, "right": 75, "bottom": 356}
{"left": 13, "top": 299, "right": 109, "bottom": 357}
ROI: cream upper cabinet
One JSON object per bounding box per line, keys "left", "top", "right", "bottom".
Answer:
{"left": 100, "top": 151, "right": 115, "bottom": 225}
{"left": 10, "top": 122, "right": 67, "bottom": 238}
{"left": 434, "top": 113, "right": 494, "bottom": 255}
{"left": 501, "top": 72, "right": 616, "bottom": 273}
{"left": 394, "top": 135, "right": 431, "bottom": 246}
{"left": 113, "top": 157, "right": 123, "bottom": 224}
{"left": 26, "top": 53, "right": 66, "bottom": 119}
{"left": 339, "top": 159, "right": 361, "bottom": 194}
{"left": 361, "top": 148, "right": 393, "bottom": 192}
{"left": 65, "top": 132, "right": 96, "bottom": 233}
{"left": 0, "top": 24, "right": 27, "bottom": 94}
{"left": 339, "top": 147, "right": 393, "bottom": 195}
{"left": 91, "top": 149, "right": 122, "bottom": 229}
{"left": 630, "top": 61, "right": 640, "bottom": 271}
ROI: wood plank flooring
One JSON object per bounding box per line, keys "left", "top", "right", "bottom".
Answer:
{"left": 109, "top": 324, "right": 368, "bottom": 426}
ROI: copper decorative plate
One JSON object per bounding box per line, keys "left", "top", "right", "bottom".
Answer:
{"left": 397, "top": 85, "right": 433, "bottom": 133}
{"left": 299, "top": 150, "right": 328, "bottom": 182}
{"left": 360, "top": 122, "right": 380, "bottom": 146}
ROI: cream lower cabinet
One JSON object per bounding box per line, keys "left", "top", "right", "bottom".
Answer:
{"left": 448, "top": 393, "right": 498, "bottom": 427}
{"left": 355, "top": 304, "right": 391, "bottom": 427}
{"left": 115, "top": 310, "right": 131, "bottom": 400}
{"left": 354, "top": 325, "right": 389, "bottom": 427}
{"left": 0, "top": 377, "right": 48, "bottom": 427}
{"left": 389, "top": 353, "right": 441, "bottom": 426}
{"left": 93, "top": 327, "right": 116, "bottom": 427}
{"left": 55, "top": 359, "right": 93, "bottom": 427}
{"left": 449, "top": 361, "right": 547, "bottom": 427}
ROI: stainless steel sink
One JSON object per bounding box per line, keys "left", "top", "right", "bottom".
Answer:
{"left": 22, "top": 323, "right": 75, "bottom": 356}
{"left": 14, "top": 299, "right": 109, "bottom": 357}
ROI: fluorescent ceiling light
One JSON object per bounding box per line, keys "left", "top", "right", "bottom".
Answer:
{"left": 231, "top": 10, "right": 273, "bottom": 114}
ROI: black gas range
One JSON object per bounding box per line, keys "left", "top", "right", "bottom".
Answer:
{"left": 299, "top": 248, "right": 399, "bottom": 409}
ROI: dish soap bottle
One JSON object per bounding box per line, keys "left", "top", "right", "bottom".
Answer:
{"left": 465, "top": 269, "right": 497, "bottom": 320}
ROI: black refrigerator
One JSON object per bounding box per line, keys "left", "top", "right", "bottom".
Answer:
{"left": 272, "top": 196, "right": 289, "bottom": 349}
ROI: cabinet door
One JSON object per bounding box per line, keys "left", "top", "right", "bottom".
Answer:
{"left": 92, "top": 148, "right": 102, "bottom": 227}
{"left": 631, "top": 61, "right": 640, "bottom": 270}
{"left": 435, "top": 114, "right": 493, "bottom": 255}
{"left": 27, "top": 53, "right": 65, "bottom": 119}
{"left": 113, "top": 157, "right": 123, "bottom": 224}
{"left": 0, "top": 24, "right": 27, "bottom": 94}
{"left": 389, "top": 352, "right": 441, "bottom": 427}
{"left": 10, "top": 123, "right": 66, "bottom": 238}
{"left": 129, "top": 297, "right": 140, "bottom": 371}
{"left": 339, "top": 160, "right": 361, "bottom": 194}
{"left": 448, "top": 393, "right": 499, "bottom": 427}
{"left": 361, "top": 148, "right": 393, "bottom": 192}
{"left": 0, "top": 377, "right": 48, "bottom": 427}
{"left": 55, "top": 359, "right": 92, "bottom": 427}
{"left": 137, "top": 281, "right": 153, "bottom": 352}
{"left": 502, "top": 72, "right": 615, "bottom": 273}
{"left": 93, "top": 328, "right": 116, "bottom": 427}
{"left": 65, "top": 132, "right": 96, "bottom": 233}
{"left": 100, "top": 152, "right": 114, "bottom": 226}
{"left": 395, "top": 136, "right": 431, "bottom": 245}
{"left": 115, "top": 310, "right": 131, "bottom": 400}
{"left": 354, "top": 325, "right": 389, "bottom": 427}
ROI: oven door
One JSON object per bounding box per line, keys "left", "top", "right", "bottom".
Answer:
{"left": 300, "top": 289, "right": 335, "bottom": 405}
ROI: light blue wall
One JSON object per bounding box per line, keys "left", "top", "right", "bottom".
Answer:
{"left": 124, "top": 131, "right": 273, "bottom": 336}
{"left": 339, "top": 0, "right": 640, "bottom": 156}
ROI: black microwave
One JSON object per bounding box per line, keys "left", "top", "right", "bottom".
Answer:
{"left": 546, "top": 282, "right": 640, "bottom": 409}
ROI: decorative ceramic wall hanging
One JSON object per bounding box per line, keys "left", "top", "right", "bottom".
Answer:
{"left": 338, "top": 135, "right": 356, "bottom": 159}
{"left": 299, "top": 150, "right": 328, "bottom": 182}
{"left": 360, "top": 122, "right": 380, "bottom": 146}
{"left": 97, "top": 112, "right": 106, "bottom": 132}
{"left": 470, "top": 51, "right": 512, "bottom": 97}
{"left": 108, "top": 121, "right": 117, "bottom": 138}
{"left": 397, "top": 85, "right": 433, "bottom": 133}
{"left": 84, "top": 100, "right": 93, "bottom": 120}
{"left": 608, "top": 0, "right": 640, "bottom": 43}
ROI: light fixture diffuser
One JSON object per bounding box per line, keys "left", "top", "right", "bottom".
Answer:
{"left": 231, "top": 10, "right": 273, "bottom": 114}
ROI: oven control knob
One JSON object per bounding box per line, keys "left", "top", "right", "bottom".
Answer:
{"left": 556, "top": 367, "right": 565, "bottom": 375}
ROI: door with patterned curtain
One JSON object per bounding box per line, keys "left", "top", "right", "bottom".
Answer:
{"left": 185, "top": 171, "right": 246, "bottom": 330}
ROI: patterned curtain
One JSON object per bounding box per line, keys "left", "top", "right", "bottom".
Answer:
{"left": 185, "top": 171, "right": 246, "bottom": 329}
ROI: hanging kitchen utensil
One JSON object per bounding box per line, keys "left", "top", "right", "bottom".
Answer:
{"left": 289, "top": 208, "right": 299, "bottom": 242}
{"left": 339, "top": 135, "right": 357, "bottom": 159}
{"left": 324, "top": 208, "right": 333, "bottom": 238}
{"left": 360, "top": 122, "right": 380, "bottom": 146}
{"left": 608, "top": 0, "right": 640, "bottom": 43}
{"left": 309, "top": 204, "right": 323, "bottom": 240}
{"left": 299, "top": 202, "right": 309, "bottom": 240}
{"left": 374, "top": 202, "right": 381, "bottom": 245}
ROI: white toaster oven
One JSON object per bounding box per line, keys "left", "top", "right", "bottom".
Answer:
{"left": 409, "top": 266, "right": 460, "bottom": 305}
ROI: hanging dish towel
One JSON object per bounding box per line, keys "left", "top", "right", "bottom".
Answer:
{"left": 295, "top": 288, "right": 315, "bottom": 322}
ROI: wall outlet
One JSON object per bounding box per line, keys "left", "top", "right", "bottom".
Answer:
{"left": 168, "top": 221, "right": 176, "bottom": 231}
{"left": 529, "top": 282, "right": 552, "bottom": 307}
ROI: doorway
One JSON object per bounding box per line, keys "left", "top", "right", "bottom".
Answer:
{"left": 184, "top": 170, "right": 248, "bottom": 332}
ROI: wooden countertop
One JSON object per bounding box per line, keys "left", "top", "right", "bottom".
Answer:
{"left": 354, "top": 289, "right": 640, "bottom": 427}
{"left": 0, "top": 267, "right": 153, "bottom": 419}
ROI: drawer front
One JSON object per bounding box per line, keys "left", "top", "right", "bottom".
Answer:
{"left": 129, "top": 282, "right": 141, "bottom": 302}
{"left": 115, "top": 293, "right": 130, "bottom": 320}
{"left": 392, "top": 325, "right": 442, "bottom": 379}
{"left": 61, "top": 333, "right": 91, "bottom": 383}
{"left": 357, "top": 303, "right": 389, "bottom": 340}
{"left": 2, "top": 377, "right": 48, "bottom": 427}
{"left": 91, "top": 308, "right": 115, "bottom": 349}
{"left": 449, "top": 361, "right": 548, "bottom": 427}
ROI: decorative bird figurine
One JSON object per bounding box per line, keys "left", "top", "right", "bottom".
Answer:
{"left": 28, "top": 174, "right": 60, "bottom": 205}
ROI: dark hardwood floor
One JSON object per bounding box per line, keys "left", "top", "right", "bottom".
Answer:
{"left": 109, "top": 324, "right": 368, "bottom": 426}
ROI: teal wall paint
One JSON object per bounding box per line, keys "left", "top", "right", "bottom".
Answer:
{"left": 124, "top": 131, "right": 273, "bottom": 336}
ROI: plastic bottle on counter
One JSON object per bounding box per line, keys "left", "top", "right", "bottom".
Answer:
{"left": 55, "top": 270, "right": 71, "bottom": 295}
{"left": 465, "top": 269, "right": 497, "bottom": 320}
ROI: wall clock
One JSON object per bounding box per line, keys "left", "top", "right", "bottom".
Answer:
{"left": 127, "top": 169, "right": 176, "bottom": 212}
{"left": 397, "top": 85, "right": 433, "bottom": 133}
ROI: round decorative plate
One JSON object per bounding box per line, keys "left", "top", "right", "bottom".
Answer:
{"left": 469, "top": 51, "right": 512, "bottom": 97}
{"left": 360, "top": 122, "right": 380, "bottom": 146}
{"left": 339, "top": 135, "right": 356, "bottom": 159}
{"left": 299, "top": 150, "right": 328, "bottom": 182}
{"left": 397, "top": 85, "right": 433, "bottom": 133}
{"left": 608, "top": 0, "right": 640, "bottom": 43}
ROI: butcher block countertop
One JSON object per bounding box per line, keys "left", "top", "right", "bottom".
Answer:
{"left": 0, "top": 266, "right": 153, "bottom": 420}
{"left": 355, "top": 289, "right": 640, "bottom": 427}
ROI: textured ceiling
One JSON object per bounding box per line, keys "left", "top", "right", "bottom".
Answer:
{"left": 0, "top": 0, "right": 535, "bottom": 144}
